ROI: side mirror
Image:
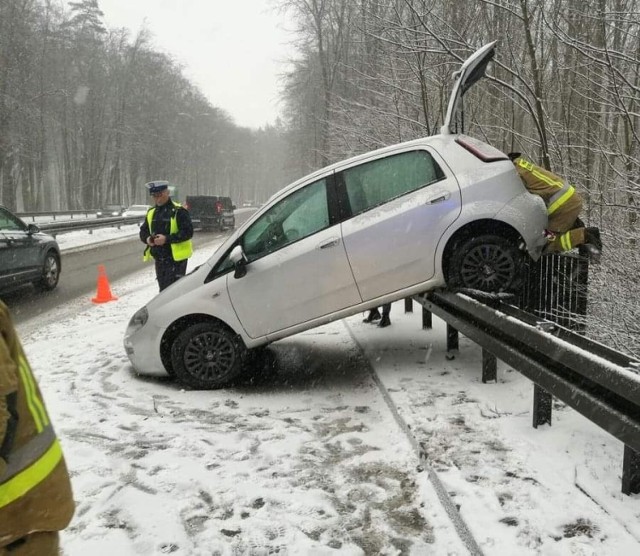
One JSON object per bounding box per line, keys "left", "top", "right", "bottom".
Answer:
{"left": 232, "top": 205, "right": 237, "bottom": 210}
{"left": 27, "top": 223, "right": 40, "bottom": 234}
{"left": 229, "top": 245, "right": 248, "bottom": 279}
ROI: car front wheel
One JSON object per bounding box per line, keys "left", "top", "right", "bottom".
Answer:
{"left": 35, "top": 251, "right": 60, "bottom": 291}
{"left": 171, "top": 322, "right": 246, "bottom": 389}
{"left": 447, "top": 234, "right": 523, "bottom": 293}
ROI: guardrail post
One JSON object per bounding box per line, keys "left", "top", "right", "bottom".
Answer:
{"left": 422, "top": 308, "right": 432, "bottom": 330}
{"left": 404, "top": 298, "right": 413, "bottom": 313}
{"left": 622, "top": 445, "right": 640, "bottom": 495}
{"left": 532, "top": 384, "right": 552, "bottom": 427}
{"left": 482, "top": 350, "right": 497, "bottom": 383}
{"left": 446, "top": 324, "right": 458, "bottom": 353}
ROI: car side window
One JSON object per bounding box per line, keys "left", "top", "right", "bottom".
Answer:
{"left": 0, "top": 207, "right": 24, "bottom": 231}
{"left": 242, "top": 178, "right": 329, "bottom": 262}
{"left": 342, "top": 150, "right": 445, "bottom": 216}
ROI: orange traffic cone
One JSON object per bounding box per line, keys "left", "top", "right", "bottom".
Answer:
{"left": 91, "top": 264, "right": 118, "bottom": 303}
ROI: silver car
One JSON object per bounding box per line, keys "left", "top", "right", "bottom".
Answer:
{"left": 124, "top": 42, "right": 548, "bottom": 389}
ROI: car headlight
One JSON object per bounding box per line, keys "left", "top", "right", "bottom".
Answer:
{"left": 126, "top": 306, "right": 148, "bottom": 336}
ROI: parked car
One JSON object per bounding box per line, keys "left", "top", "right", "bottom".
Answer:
{"left": 123, "top": 204, "right": 151, "bottom": 219}
{"left": 0, "top": 205, "right": 61, "bottom": 293}
{"left": 184, "top": 195, "right": 235, "bottom": 231}
{"left": 124, "top": 41, "right": 548, "bottom": 390}
{"left": 96, "top": 204, "right": 125, "bottom": 218}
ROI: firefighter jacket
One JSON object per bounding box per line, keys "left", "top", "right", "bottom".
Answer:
{"left": 0, "top": 301, "right": 75, "bottom": 547}
{"left": 513, "top": 157, "right": 583, "bottom": 230}
{"left": 141, "top": 200, "right": 194, "bottom": 262}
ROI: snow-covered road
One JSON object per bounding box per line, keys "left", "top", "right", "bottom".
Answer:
{"left": 12, "top": 231, "right": 640, "bottom": 555}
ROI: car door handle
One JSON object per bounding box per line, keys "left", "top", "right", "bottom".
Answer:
{"left": 427, "top": 192, "right": 450, "bottom": 204}
{"left": 319, "top": 238, "right": 340, "bottom": 249}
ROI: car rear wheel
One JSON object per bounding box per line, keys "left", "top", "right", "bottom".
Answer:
{"left": 171, "top": 322, "right": 246, "bottom": 389}
{"left": 35, "top": 251, "right": 60, "bottom": 291}
{"left": 447, "top": 234, "right": 523, "bottom": 293}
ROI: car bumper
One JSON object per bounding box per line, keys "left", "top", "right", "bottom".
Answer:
{"left": 495, "top": 192, "right": 548, "bottom": 259}
{"left": 124, "top": 322, "right": 168, "bottom": 376}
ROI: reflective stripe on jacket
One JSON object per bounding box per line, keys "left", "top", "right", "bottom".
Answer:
{"left": 0, "top": 302, "right": 74, "bottom": 547}
{"left": 143, "top": 201, "right": 193, "bottom": 262}
{"left": 515, "top": 157, "right": 576, "bottom": 215}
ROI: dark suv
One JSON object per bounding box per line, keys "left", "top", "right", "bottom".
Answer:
{"left": 0, "top": 205, "right": 61, "bottom": 293}
{"left": 184, "top": 195, "right": 236, "bottom": 231}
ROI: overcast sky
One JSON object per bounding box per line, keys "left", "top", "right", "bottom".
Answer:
{"left": 96, "top": 0, "right": 294, "bottom": 129}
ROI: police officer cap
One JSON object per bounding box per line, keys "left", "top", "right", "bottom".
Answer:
{"left": 146, "top": 180, "right": 169, "bottom": 194}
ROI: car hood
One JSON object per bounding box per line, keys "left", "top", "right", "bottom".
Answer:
{"left": 144, "top": 259, "right": 215, "bottom": 312}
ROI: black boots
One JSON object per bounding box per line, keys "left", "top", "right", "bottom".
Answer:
{"left": 363, "top": 309, "right": 381, "bottom": 323}
{"left": 363, "top": 309, "right": 391, "bottom": 326}
{"left": 584, "top": 227, "right": 602, "bottom": 263}
{"left": 378, "top": 315, "right": 391, "bottom": 328}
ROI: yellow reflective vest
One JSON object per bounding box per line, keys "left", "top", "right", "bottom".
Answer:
{"left": 513, "top": 157, "right": 577, "bottom": 216}
{"left": 143, "top": 201, "right": 193, "bottom": 262}
{"left": 0, "top": 301, "right": 75, "bottom": 547}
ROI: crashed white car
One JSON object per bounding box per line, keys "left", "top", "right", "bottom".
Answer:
{"left": 124, "top": 41, "right": 547, "bottom": 389}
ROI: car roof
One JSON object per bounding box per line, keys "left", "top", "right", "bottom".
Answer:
{"left": 267, "top": 133, "right": 459, "bottom": 205}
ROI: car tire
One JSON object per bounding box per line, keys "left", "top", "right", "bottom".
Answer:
{"left": 447, "top": 234, "right": 523, "bottom": 293}
{"left": 35, "top": 251, "right": 60, "bottom": 291}
{"left": 171, "top": 322, "right": 246, "bottom": 389}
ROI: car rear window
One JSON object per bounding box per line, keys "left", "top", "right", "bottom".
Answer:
{"left": 456, "top": 135, "right": 508, "bottom": 162}
{"left": 342, "top": 150, "right": 444, "bottom": 215}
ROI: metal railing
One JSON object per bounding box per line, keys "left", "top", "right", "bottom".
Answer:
{"left": 16, "top": 210, "right": 99, "bottom": 222}
{"left": 34, "top": 216, "right": 143, "bottom": 236}
{"left": 410, "top": 249, "right": 640, "bottom": 495}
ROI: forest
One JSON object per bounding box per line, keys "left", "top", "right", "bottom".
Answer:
{"left": 1, "top": 0, "right": 639, "bottom": 353}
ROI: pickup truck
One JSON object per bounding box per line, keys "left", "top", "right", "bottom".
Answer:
{"left": 184, "top": 195, "right": 235, "bottom": 231}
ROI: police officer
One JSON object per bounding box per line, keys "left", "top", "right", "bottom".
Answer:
{"left": 509, "top": 153, "right": 602, "bottom": 261}
{"left": 1, "top": 301, "right": 75, "bottom": 555}
{"left": 140, "top": 181, "right": 194, "bottom": 291}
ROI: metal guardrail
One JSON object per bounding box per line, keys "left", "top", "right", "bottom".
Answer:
{"left": 36, "top": 216, "right": 143, "bottom": 235}
{"left": 413, "top": 289, "right": 640, "bottom": 495}
{"left": 16, "top": 210, "right": 98, "bottom": 222}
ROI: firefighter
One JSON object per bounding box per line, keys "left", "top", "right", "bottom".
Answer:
{"left": 509, "top": 153, "right": 602, "bottom": 261}
{"left": 140, "top": 180, "right": 194, "bottom": 291}
{"left": 1, "top": 301, "right": 75, "bottom": 555}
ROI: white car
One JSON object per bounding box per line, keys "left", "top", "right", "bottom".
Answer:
{"left": 122, "top": 204, "right": 151, "bottom": 219}
{"left": 124, "top": 41, "right": 548, "bottom": 389}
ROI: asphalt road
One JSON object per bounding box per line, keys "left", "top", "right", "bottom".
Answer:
{"left": 4, "top": 210, "right": 255, "bottom": 324}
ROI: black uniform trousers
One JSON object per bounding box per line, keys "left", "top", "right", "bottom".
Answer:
{"left": 155, "top": 258, "right": 188, "bottom": 291}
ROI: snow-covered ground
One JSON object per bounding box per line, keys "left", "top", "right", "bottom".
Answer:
{"left": 12, "top": 228, "right": 640, "bottom": 555}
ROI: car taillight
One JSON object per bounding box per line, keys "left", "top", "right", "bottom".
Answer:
{"left": 215, "top": 201, "right": 223, "bottom": 214}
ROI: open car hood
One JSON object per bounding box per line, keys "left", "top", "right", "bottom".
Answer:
{"left": 441, "top": 41, "right": 496, "bottom": 135}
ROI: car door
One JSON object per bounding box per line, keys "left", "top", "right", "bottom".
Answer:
{"left": 227, "top": 176, "right": 361, "bottom": 338}
{"left": 0, "top": 207, "right": 40, "bottom": 285}
{"left": 0, "top": 231, "right": 12, "bottom": 289}
{"left": 339, "top": 148, "right": 462, "bottom": 301}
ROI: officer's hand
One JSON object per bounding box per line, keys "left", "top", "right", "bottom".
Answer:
{"left": 147, "top": 236, "right": 155, "bottom": 246}
{"left": 154, "top": 234, "right": 167, "bottom": 246}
